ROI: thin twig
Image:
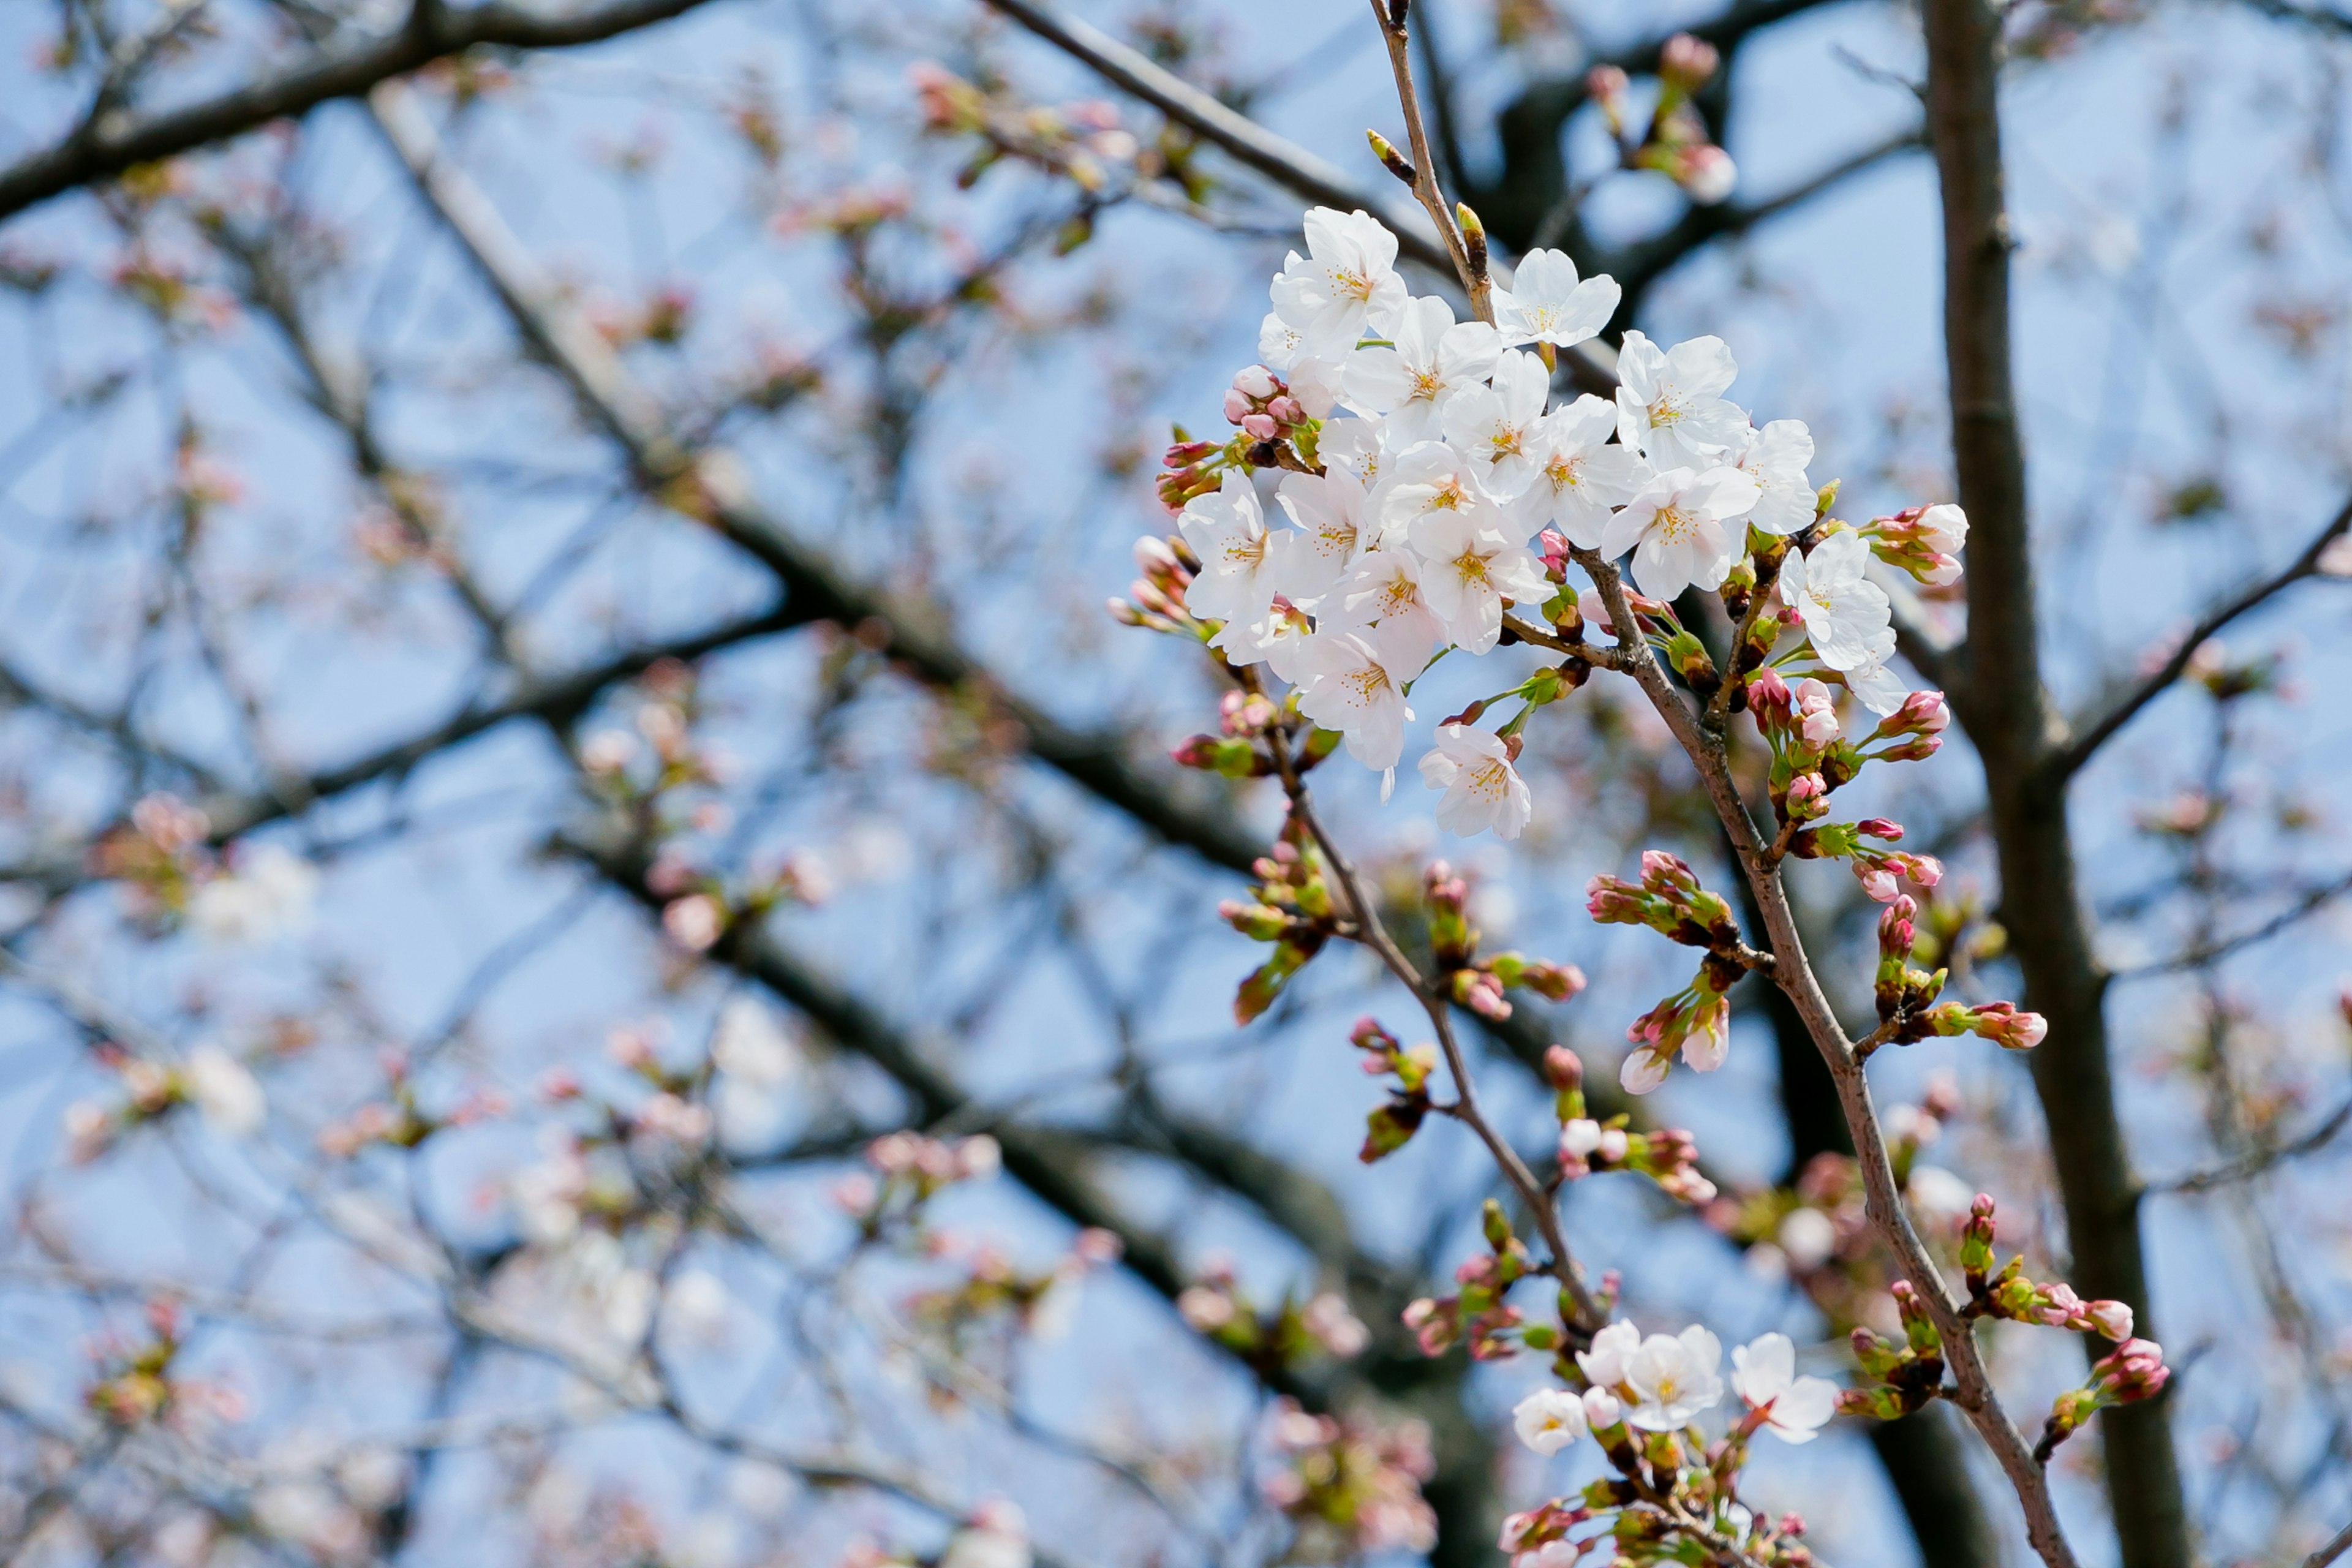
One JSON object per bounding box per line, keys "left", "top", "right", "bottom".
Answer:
{"left": 2051, "top": 491, "right": 2352, "bottom": 782}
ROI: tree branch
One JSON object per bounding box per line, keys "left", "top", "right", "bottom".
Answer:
{"left": 2049, "top": 491, "right": 2352, "bottom": 783}
{"left": 0, "top": 0, "right": 725, "bottom": 224}
{"left": 1920, "top": 1, "right": 2191, "bottom": 1561}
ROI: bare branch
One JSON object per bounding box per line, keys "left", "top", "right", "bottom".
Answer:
{"left": 2145, "top": 1093, "right": 2352, "bottom": 1196}
{"left": 0, "top": 0, "right": 726, "bottom": 224}
{"left": 2050, "top": 492, "right": 2352, "bottom": 783}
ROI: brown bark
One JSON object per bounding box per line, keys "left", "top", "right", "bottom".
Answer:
{"left": 1919, "top": 2, "right": 2190, "bottom": 1564}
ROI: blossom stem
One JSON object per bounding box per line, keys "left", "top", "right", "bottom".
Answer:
{"left": 1261, "top": 723, "right": 1606, "bottom": 1338}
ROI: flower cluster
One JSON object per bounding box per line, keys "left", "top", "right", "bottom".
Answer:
{"left": 1496, "top": 1325, "right": 1832, "bottom": 1566}
{"left": 1125, "top": 207, "right": 1964, "bottom": 844}
{"left": 1259, "top": 1401, "right": 1439, "bottom": 1557}
{"left": 1174, "top": 1257, "right": 1371, "bottom": 1369}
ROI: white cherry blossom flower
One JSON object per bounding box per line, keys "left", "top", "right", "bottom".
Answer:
{"left": 1319, "top": 416, "right": 1391, "bottom": 495}
{"left": 1490, "top": 247, "right": 1619, "bottom": 350}
{"left": 1419, "top": 724, "right": 1534, "bottom": 840}
{"left": 1177, "top": 473, "right": 1284, "bottom": 659}
{"left": 188, "top": 845, "right": 318, "bottom": 944}
{"left": 1624, "top": 1325, "right": 1725, "bottom": 1431}
{"left": 1510, "top": 1387, "right": 1588, "bottom": 1455}
{"left": 1332, "top": 549, "right": 1446, "bottom": 651}
{"left": 186, "top": 1046, "right": 265, "bottom": 1137}
{"left": 1614, "top": 331, "right": 1749, "bottom": 470}
{"left": 1439, "top": 349, "right": 1551, "bottom": 500}
{"left": 1843, "top": 628, "right": 1912, "bottom": 717}
{"left": 1269, "top": 208, "right": 1409, "bottom": 357}
{"left": 1247, "top": 596, "right": 1319, "bottom": 685}
{"left": 1378, "top": 440, "right": 1499, "bottom": 549}
{"left": 1599, "top": 466, "right": 1760, "bottom": 600}
{"left": 1409, "top": 510, "right": 1551, "bottom": 654}
{"left": 1272, "top": 469, "right": 1365, "bottom": 602}
{"left": 1729, "top": 419, "right": 1817, "bottom": 535}
{"left": 1778, "top": 527, "right": 1892, "bottom": 670}
{"left": 1514, "top": 394, "right": 1653, "bottom": 545}
{"left": 1341, "top": 295, "right": 1499, "bottom": 444}
{"left": 1730, "top": 1332, "right": 1839, "bottom": 1444}
{"left": 1294, "top": 620, "right": 1423, "bottom": 770}
{"left": 1575, "top": 1319, "right": 1642, "bottom": 1390}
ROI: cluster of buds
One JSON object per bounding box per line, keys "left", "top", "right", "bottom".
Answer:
{"left": 1170, "top": 683, "right": 1336, "bottom": 778}
{"left": 1837, "top": 1280, "right": 1947, "bottom": 1419}
{"left": 909, "top": 1226, "right": 1123, "bottom": 1344}
{"left": 1861, "top": 690, "right": 1951, "bottom": 764}
{"left": 1423, "top": 862, "right": 1584, "bottom": 1022}
{"left": 89, "top": 793, "right": 216, "bottom": 922}
{"left": 1870, "top": 895, "right": 1950, "bottom": 1039}
{"left": 1259, "top": 1401, "right": 1438, "bottom": 1557}
{"left": 586, "top": 281, "right": 696, "bottom": 349}
{"left": 1177, "top": 1265, "right": 1371, "bottom": 1368}
{"left": 1223, "top": 363, "right": 1313, "bottom": 446}
{"left": 1110, "top": 533, "right": 1200, "bottom": 634}
{"left": 1220, "top": 822, "right": 1338, "bottom": 1023}
{"left": 1787, "top": 816, "right": 1942, "bottom": 904}
{"left": 1860, "top": 503, "right": 1969, "bottom": 587}
{"left": 1586, "top": 35, "right": 1739, "bottom": 205}
{"left": 1618, "top": 955, "right": 1741, "bottom": 1093}
{"left": 86, "top": 1299, "right": 187, "bottom": 1427}
{"left": 1352, "top": 1017, "right": 1436, "bottom": 1162}
{"left": 910, "top": 62, "right": 1142, "bottom": 203}
{"left": 1921, "top": 998, "right": 2048, "bottom": 1052}
{"left": 1586, "top": 851, "right": 1743, "bottom": 951}
{"left": 1401, "top": 1202, "right": 1543, "bottom": 1360}
{"left": 1561, "top": 1117, "right": 1716, "bottom": 1204}
{"left": 2041, "top": 1339, "right": 2171, "bottom": 1461}
{"left": 835, "top": 1131, "right": 1002, "bottom": 1237}
{"left": 1961, "top": 1195, "right": 2134, "bottom": 1339}
{"left": 317, "top": 1057, "right": 501, "bottom": 1158}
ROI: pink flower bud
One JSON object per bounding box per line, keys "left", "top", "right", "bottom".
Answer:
{"left": 1581, "top": 1387, "right": 1623, "bottom": 1428}
{"left": 1542, "top": 1044, "right": 1583, "bottom": 1091}
{"left": 1596, "top": 1126, "right": 1629, "bottom": 1164}
{"left": 1265, "top": 396, "right": 1303, "bottom": 424}
{"left": 1676, "top": 144, "right": 1737, "bottom": 205}
{"left": 1221, "top": 388, "right": 1253, "bottom": 424}
{"left": 2087, "top": 1300, "right": 2134, "bottom": 1341}
{"left": 1232, "top": 364, "right": 1279, "bottom": 400}
{"left": 1240, "top": 412, "right": 1280, "bottom": 441}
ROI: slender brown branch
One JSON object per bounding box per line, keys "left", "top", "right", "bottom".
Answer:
{"left": 2307, "top": 1518, "right": 2352, "bottom": 1568}
{"left": 0, "top": 0, "right": 725, "bottom": 223}
{"left": 2050, "top": 491, "right": 2352, "bottom": 782}
{"left": 1264, "top": 725, "right": 1606, "bottom": 1336}
{"left": 1365, "top": 0, "right": 1483, "bottom": 318}
{"left": 2143, "top": 1092, "right": 2352, "bottom": 1196}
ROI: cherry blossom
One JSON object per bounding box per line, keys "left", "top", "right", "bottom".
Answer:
{"left": 1379, "top": 440, "right": 1498, "bottom": 549}
{"left": 1331, "top": 549, "right": 1446, "bottom": 650}
{"left": 1728, "top": 419, "right": 1818, "bottom": 535}
{"left": 1419, "top": 724, "right": 1534, "bottom": 840}
{"left": 1624, "top": 1325, "right": 1725, "bottom": 1431}
{"left": 1489, "top": 247, "right": 1619, "bottom": 351}
{"left": 1779, "top": 527, "right": 1893, "bottom": 669}
{"left": 1341, "top": 295, "right": 1499, "bottom": 444}
{"left": 1575, "top": 1319, "right": 1642, "bottom": 1390}
{"left": 1272, "top": 469, "right": 1365, "bottom": 602}
{"left": 1613, "top": 330, "right": 1748, "bottom": 470}
{"left": 1268, "top": 207, "right": 1408, "bottom": 357}
{"left": 1599, "top": 466, "right": 1760, "bottom": 600}
{"left": 1510, "top": 1387, "right": 1588, "bottom": 1456}
{"left": 1177, "top": 473, "right": 1284, "bottom": 657}
{"left": 1408, "top": 510, "right": 1551, "bottom": 654}
{"left": 1512, "top": 394, "right": 1653, "bottom": 545}
{"left": 1439, "top": 349, "right": 1552, "bottom": 500}
{"left": 1294, "top": 620, "right": 1424, "bottom": 769}
{"left": 1730, "top": 1332, "right": 1839, "bottom": 1443}
{"left": 186, "top": 1046, "right": 265, "bottom": 1137}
